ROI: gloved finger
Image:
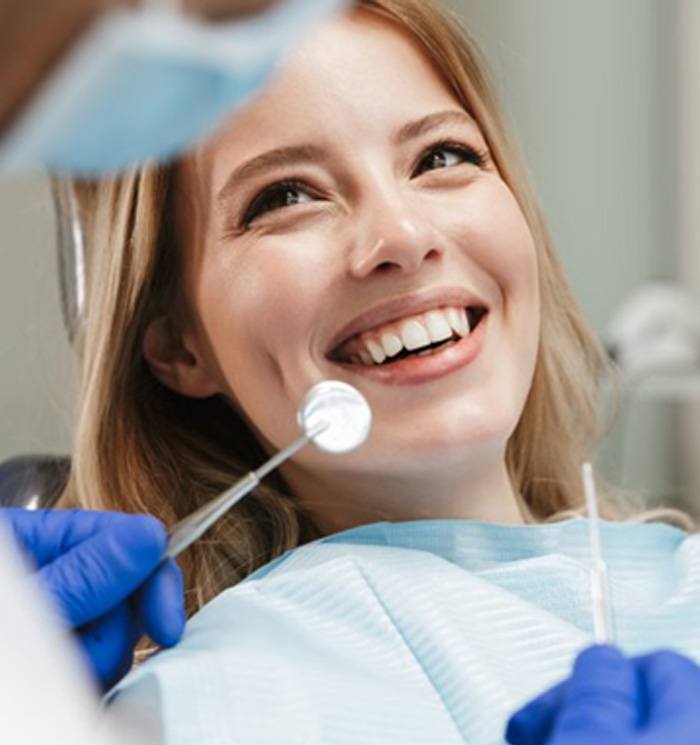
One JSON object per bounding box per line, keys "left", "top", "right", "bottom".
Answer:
{"left": 39, "top": 514, "right": 167, "bottom": 627}
{"left": 552, "top": 645, "right": 638, "bottom": 737}
{"left": 3, "top": 508, "right": 144, "bottom": 567}
{"left": 505, "top": 681, "right": 566, "bottom": 745}
{"left": 77, "top": 601, "right": 141, "bottom": 691}
{"left": 636, "top": 650, "right": 700, "bottom": 727}
{"left": 135, "top": 558, "right": 186, "bottom": 648}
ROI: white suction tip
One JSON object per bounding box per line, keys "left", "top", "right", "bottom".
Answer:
{"left": 297, "top": 380, "right": 371, "bottom": 453}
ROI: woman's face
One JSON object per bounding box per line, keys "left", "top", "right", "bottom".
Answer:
{"left": 163, "top": 10, "right": 540, "bottom": 525}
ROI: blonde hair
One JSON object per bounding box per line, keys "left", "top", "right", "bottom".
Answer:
{"left": 60, "top": 0, "right": 617, "bottom": 614}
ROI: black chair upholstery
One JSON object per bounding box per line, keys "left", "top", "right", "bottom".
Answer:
{"left": 0, "top": 455, "right": 70, "bottom": 509}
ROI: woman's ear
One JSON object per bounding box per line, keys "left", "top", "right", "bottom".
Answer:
{"left": 143, "top": 315, "right": 221, "bottom": 399}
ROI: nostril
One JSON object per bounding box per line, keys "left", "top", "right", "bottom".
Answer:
{"left": 376, "top": 261, "right": 397, "bottom": 273}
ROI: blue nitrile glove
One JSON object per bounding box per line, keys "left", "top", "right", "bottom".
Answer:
{"left": 2, "top": 508, "right": 185, "bottom": 690}
{"left": 506, "top": 644, "right": 700, "bottom": 745}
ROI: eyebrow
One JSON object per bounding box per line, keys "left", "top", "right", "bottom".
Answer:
{"left": 394, "top": 109, "right": 476, "bottom": 145}
{"left": 216, "top": 109, "right": 475, "bottom": 207}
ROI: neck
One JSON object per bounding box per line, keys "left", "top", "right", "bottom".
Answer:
{"left": 282, "top": 456, "right": 525, "bottom": 536}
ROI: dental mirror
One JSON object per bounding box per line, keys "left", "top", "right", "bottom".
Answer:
{"left": 298, "top": 380, "right": 372, "bottom": 453}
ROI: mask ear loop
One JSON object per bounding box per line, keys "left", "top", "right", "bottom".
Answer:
{"left": 52, "top": 179, "right": 85, "bottom": 345}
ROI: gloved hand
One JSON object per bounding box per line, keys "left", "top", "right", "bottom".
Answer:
{"left": 506, "top": 644, "right": 700, "bottom": 745}
{"left": 2, "top": 508, "right": 185, "bottom": 690}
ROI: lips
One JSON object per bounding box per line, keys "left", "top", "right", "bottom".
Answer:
{"left": 334, "top": 311, "right": 489, "bottom": 386}
{"left": 326, "top": 287, "right": 489, "bottom": 367}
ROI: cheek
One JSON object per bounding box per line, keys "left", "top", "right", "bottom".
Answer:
{"left": 484, "top": 187, "right": 541, "bottom": 404}
{"left": 441, "top": 178, "right": 539, "bottom": 312}
{"left": 483, "top": 185, "right": 540, "bottom": 366}
{"left": 444, "top": 179, "right": 540, "bottom": 391}
{"left": 192, "top": 237, "right": 335, "bottom": 438}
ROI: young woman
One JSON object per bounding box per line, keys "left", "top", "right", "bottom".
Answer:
{"left": 60, "top": 1, "right": 700, "bottom": 742}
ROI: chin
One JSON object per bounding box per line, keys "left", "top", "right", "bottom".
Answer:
{"left": 370, "top": 403, "right": 519, "bottom": 471}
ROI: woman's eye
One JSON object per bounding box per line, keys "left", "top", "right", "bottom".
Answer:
{"left": 243, "top": 182, "right": 314, "bottom": 226}
{"left": 412, "top": 143, "right": 486, "bottom": 178}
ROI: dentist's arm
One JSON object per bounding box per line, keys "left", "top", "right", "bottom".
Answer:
{"left": 506, "top": 645, "right": 700, "bottom": 745}
{"left": 2, "top": 508, "right": 185, "bottom": 690}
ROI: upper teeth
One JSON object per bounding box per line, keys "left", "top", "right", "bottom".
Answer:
{"left": 343, "top": 306, "right": 472, "bottom": 366}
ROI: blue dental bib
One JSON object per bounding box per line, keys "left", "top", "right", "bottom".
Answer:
{"left": 110, "top": 518, "right": 700, "bottom": 744}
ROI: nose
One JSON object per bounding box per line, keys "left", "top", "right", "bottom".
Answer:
{"left": 348, "top": 184, "right": 443, "bottom": 280}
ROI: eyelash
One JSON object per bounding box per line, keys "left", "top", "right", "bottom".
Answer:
{"left": 413, "top": 139, "right": 489, "bottom": 176}
{"left": 241, "top": 179, "right": 313, "bottom": 229}
{"left": 239, "top": 139, "right": 489, "bottom": 229}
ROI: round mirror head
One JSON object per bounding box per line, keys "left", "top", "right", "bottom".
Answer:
{"left": 297, "top": 380, "right": 372, "bottom": 454}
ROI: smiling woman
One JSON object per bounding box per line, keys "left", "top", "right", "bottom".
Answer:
{"left": 51, "top": 0, "right": 686, "bottom": 741}
{"left": 153, "top": 2, "right": 550, "bottom": 536}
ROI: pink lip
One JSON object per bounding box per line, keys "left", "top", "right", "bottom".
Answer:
{"left": 325, "top": 286, "right": 488, "bottom": 356}
{"left": 332, "top": 312, "right": 488, "bottom": 386}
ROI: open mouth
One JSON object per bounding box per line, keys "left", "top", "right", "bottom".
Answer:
{"left": 329, "top": 305, "right": 488, "bottom": 367}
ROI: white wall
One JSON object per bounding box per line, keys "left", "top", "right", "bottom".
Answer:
{"left": 678, "top": 0, "right": 700, "bottom": 513}
{"left": 0, "top": 173, "right": 74, "bottom": 461}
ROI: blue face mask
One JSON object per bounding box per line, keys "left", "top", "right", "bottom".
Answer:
{"left": 0, "top": 0, "right": 347, "bottom": 175}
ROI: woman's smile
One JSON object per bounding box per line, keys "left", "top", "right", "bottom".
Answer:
{"left": 332, "top": 314, "right": 488, "bottom": 386}
{"left": 325, "top": 286, "right": 490, "bottom": 386}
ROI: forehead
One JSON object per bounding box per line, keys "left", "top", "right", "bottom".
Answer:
{"left": 198, "top": 9, "right": 464, "bottom": 184}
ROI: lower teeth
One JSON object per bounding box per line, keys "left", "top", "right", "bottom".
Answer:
{"left": 414, "top": 339, "right": 457, "bottom": 358}
{"left": 349, "top": 336, "right": 461, "bottom": 367}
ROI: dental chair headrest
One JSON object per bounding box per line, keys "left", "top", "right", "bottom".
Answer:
{"left": 0, "top": 455, "right": 70, "bottom": 509}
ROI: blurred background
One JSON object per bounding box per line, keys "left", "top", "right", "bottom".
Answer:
{"left": 1, "top": 0, "right": 699, "bottom": 514}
